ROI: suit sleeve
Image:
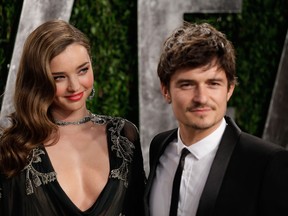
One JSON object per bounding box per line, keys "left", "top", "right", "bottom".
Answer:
{"left": 260, "top": 149, "right": 288, "bottom": 215}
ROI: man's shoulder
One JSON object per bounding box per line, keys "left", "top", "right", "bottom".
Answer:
{"left": 149, "top": 129, "right": 177, "bottom": 153}
{"left": 239, "top": 131, "right": 285, "bottom": 152}
{"left": 151, "top": 128, "right": 177, "bottom": 145}
{"left": 224, "top": 116, "right": 285, "bottom": 153}
{"left": 153, "top": 128, "right": 177, "bottom": 138}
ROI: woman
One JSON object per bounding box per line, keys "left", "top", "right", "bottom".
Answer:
{"left": 0, "top": 19, "right": 146, "bottom": 216}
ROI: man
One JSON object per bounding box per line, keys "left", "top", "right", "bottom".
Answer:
{"left": 144, "top": 22, "right": 288, "bottom": 216}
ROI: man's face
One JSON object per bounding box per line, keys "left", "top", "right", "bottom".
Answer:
{"left": 161, "top": 63, "right": 234, "bottom": 142}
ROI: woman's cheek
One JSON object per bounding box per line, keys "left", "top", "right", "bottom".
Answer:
{"left": 55, "top": 83, "right": 66, "bottom": 97}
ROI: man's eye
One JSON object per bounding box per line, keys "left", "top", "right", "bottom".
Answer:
{"left": 210, "top": 82, "right": 221, "bottom": 86}
{"left": 180, "top": 83, "right": 193, "bottom": 89}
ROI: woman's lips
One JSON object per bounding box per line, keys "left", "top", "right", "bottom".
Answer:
{"left": 65, "top": 92, "right": 84, "bottom": 101}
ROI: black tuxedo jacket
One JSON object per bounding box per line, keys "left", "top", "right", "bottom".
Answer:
{"left": 144, "top": 116, "right": 288, "bottom": 216}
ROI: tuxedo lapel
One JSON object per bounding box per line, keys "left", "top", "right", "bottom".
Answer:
{"left": 196, "top": 116, "right": 242, "bottom": 216}
{"left": 149, "top": 129, "right": 178, "bottom": 169}
{"left": 144, "top": 129, "right": 177, "bottom": 216}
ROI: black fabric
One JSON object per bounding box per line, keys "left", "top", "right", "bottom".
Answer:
{"left": 169, "top": 148, "right": 189, "bottom": 216}
{"left": 0, "top": 116, "right": 146, "bottom": 216}
{"left": 196, "top": 117, "right": 240, "bottom": 216}
{"left": 144, "top": 116, "right": 288, "bottom": 216}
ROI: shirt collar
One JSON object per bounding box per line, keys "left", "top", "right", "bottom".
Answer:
{"left": 176, "top": 118, "right": 227, "bottom": 160}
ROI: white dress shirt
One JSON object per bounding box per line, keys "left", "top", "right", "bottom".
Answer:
{"left": 149, "top": 118, "right": 227, "bottom": 216}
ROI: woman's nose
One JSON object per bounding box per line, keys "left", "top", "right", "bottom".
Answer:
{"left": 67, "top": 76, "right": 80, "bottom": 92}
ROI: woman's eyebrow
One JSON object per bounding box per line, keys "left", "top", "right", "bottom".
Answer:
{"left": 51, "top": 62, "right": 90, "bottom": 74}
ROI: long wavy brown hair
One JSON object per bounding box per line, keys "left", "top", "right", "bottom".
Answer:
{"left": 0, "top": 19, "right": 91, "bottom": 178}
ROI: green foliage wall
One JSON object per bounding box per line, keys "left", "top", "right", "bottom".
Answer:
{"left": 70, "top": 0, "right": 138, "bottom": 124}
{"left": 0, "top": 0, "right": 23, "bottom": 105}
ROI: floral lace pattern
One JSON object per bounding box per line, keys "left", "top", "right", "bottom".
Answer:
{"left": 109, "top": 118, "right": 135, "bottom": 187}
{"left": 24, "top": 148, "right": 57, "bottom": 195}
{"left": 23, "top": 116, "right": 135, "bottom": 195}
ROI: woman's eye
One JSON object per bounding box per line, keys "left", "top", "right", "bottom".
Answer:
{"left": 79, "top": 67, "right": 88, "bottom": 74}
{"left": 53, "top": 75, "right": 65, "bottom": 81}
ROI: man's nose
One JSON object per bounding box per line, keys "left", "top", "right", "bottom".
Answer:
{"left": 192, "top": 85, "right": 208, "bottom": 104}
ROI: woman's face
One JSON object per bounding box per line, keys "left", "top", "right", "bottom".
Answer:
{"left": 49, "top": 43, "right": 94, "bottom": 115}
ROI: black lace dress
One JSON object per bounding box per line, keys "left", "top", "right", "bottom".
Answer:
{"left": 0, "top": 115, "right": 146, "bottom": 216}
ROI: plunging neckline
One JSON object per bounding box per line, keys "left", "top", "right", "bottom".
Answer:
{"left": 1, "top": 116, "right": 143, "bottom": 216}
{"left": 42, "top": 126, "right": 112, "bottom": 214}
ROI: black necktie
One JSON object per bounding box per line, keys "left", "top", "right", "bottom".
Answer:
{"left": 169, "top": 148, "right": 190, "bottom": 216}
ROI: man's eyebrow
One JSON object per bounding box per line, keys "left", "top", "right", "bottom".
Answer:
{"left": 207, "top": 78, "right": 225, "bottom": 82}
{"left": 175, "top": 79, "right": 195, "bottom": 83}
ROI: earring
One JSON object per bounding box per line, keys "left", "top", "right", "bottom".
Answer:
{"left": 88, "top": 88, "right": 95, "bottom": 100}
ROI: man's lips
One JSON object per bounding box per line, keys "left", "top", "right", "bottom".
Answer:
{"left": 187, "top": 106, "right": 212, "bottom": 113}
{"left": 65, "top": 92, "right": 84, "bottom": 101}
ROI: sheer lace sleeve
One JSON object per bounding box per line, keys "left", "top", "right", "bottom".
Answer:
{"left": 121, "top": 119, "right": 146, "bottom": 216}
{"left": 121, "top": 120, "right": 140, "bottom": 144}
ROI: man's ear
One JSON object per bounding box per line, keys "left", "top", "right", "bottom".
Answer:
{"left": 227, "top": 83, "right": 235, "bottom": 101}
{"left": 161, "top": 83, "right": 171, "bottom": 104}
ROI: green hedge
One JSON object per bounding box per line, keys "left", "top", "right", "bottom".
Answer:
{"left": 0, "top": 0, "right": 23, "bottom": 105}
{"left": 70, "top": 0, "right": 138, "bottom": 123}
{"left": 0, "top": 0, "right": 287, "bottom": 135}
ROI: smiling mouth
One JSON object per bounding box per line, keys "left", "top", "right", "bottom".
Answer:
{"left": 65, "top": 92, "right": 84, "bottom": 101}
